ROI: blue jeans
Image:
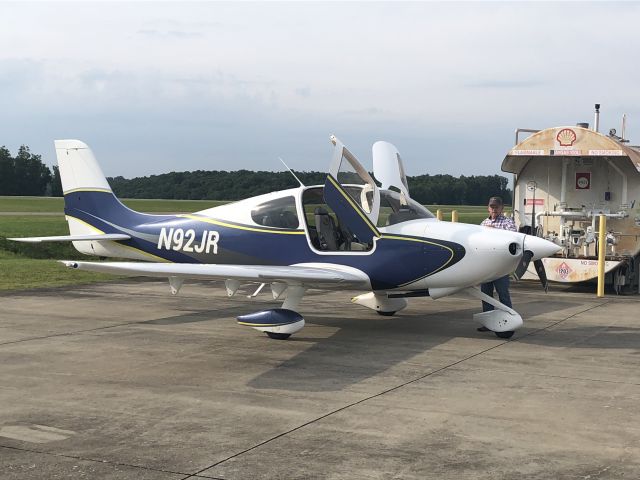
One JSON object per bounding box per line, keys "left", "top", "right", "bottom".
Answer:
{"left": 481, "top": 275, "right": 512, "bottom": 312}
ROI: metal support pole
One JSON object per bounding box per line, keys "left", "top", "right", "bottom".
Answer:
{"left": 451, "top": 210, "right": 458, "bottom": 222}
{"left": 597, "top": 214, "right": 606, "bottom": 297}
{"left": 436, "top": 209, "right": 442, "bottom": 221}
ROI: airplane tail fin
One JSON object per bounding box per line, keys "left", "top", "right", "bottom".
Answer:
{"left": 55, "top": 140, "right": 154, "bottom": 256}
{"left": 55, "top": 139, "right": 113, "bottom": 196}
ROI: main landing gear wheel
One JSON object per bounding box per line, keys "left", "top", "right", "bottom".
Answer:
{"left": 266, "top": 332, "right": 291, "bottom": 340}
{"left": 495, "top": 331, "right": 515, "bottom": 339}
{"left": 376, "top": 310, "right": 396, "bottom": 317}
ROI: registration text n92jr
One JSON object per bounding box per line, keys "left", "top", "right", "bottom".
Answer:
{"left": 157, "top": 228, "right": 219, "bottom": 254}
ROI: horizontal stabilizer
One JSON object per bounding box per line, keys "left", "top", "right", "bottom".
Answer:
{"left": 60, "top": 261, "right": 370, "bottom": 287}
{"left": 9, "top": 234, "right": 131, "bottom": 243}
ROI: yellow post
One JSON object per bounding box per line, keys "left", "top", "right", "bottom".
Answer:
{"left": 436, "top": 209, "right": 442, "bottom": 221}
{"left": 451, "top": 210, "right": 458, "bottom": 222}
{"left": 597, "top": 214, "right": 606, "bottom": 297}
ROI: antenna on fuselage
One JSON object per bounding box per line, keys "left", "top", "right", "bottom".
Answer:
{"left": 279, "top": 157, "right": 305, "bottom": 187}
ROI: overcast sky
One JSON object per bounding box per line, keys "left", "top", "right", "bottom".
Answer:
{"left": 1, "top": 1, "right": 639, "bottom": 179}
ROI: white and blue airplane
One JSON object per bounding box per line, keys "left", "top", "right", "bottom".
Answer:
{"left": 11, "top": 136, "right": 560, "bottom": 339}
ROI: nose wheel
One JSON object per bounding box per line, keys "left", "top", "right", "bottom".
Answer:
{"left": 495, "top": 330, "right": 514, "bottom": 339}
{"left": 266, "top": 332, "right": 291, "bottom": 340}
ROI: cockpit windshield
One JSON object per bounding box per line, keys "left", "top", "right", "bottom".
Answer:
{"left": 377, "top": 189, "right": 434, "bottom": 226}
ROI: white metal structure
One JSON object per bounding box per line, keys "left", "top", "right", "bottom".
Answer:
{"left": 503, "top": 107, "right": 640, "bottom": 292}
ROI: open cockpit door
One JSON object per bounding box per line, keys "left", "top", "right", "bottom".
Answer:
{"left": 324, "top": 135, "right": 381, "bottom": 244}
{"left": 372, "top": 141, "right": 411, "bottom": 201}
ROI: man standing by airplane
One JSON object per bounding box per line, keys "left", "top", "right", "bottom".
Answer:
{"left": 477, "top": 196, "right": 517, "bottom": 333}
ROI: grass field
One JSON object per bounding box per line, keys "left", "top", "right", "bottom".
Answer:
{"left": 428, "top": 205, "right": 494, "bottom": 225}
{"left": 0, "top": 196, "right": 227, "bottom": 213}
{"left": 0, "top": 196, "right": 502, "bottom": 291}
{"left": 0, "top": 250, "right": 120, "bottom": 291}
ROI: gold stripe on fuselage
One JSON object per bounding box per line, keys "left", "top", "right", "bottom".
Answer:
{"left": 379, "top": 234, "right": 457, "bottom": 287}
{"left": 65, "top": 215, "right": 105, "bottom": 234}
{"left": 178, "top": 214, "right": 305, "bottom": 235}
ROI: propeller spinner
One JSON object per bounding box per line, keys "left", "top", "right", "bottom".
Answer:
{"left": 513, "top": 234, "right": 557, "bottom": 291}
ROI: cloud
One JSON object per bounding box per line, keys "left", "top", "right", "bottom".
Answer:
{"left": 0, "top": 58, "right": 44, "bottom": 91}
{"left": 295, "top": 86, "right": 311, "bottom": 98}
{"left": 0, "top": 2, "right": 639, "bottom": 178}
{"left": 136, "top": 29, "right": 204, "bottom": 39}
{"left": 464, "top": 80, "right": 545, "bottom": 89}
{"left": 343, "top": 107, "right": 385, "bottom": 116}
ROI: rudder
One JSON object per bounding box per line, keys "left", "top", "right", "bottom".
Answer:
{"left": 55, "top": 139, "right": 154, "bottom": 258}
{"left": 55, "top": 140, "right": 112, "bottom": 195}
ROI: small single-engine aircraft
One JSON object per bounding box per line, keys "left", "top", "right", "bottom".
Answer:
{"left": 11, "top": 136, "right": 560, "bottom": 339}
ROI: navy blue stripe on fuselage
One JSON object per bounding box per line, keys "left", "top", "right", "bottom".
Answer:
{"left": 64, "top": 190, "right": 167, "bottom": 226}
{"left": 140, "top": 218, "right": 464, "bottom": 289}
{"left": 63, "top": 190, "right": 466, "bottom": 289}
{"left": 64, "top": 190, "right": 195, "bottom": 263}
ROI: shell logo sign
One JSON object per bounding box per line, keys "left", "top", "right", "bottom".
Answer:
{"left": 556, "top": 128, "right": 577, "bottom": 147}
{"left": 556, "top": 261, "right": 572, "bottom": 279}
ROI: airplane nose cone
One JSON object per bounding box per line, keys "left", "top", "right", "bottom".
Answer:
{"left": 523, "top": 235, "right": 561, "bottom": 260}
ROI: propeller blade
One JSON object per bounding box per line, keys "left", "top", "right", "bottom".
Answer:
{"left": 514, "top": 250, "right": 533, "bottom": 280}
{"left": 534, "top": 259, "right": 549, "bottom": 293}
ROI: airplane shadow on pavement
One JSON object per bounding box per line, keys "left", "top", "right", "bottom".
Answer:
{"left": 246, "top": 295, "right": 631, "bottom": 392}
{"left": 127, "top": 289, "right": 638, "bottom": 393}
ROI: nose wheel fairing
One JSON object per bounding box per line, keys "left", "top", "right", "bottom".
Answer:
{"left": 465, "top": 286, "right": 524, "bottom": 333}
{"left": 237, "top": 308, "right": 305, "bottom": 340}
{"left": 473, "top": 309, "right": 523, "bottom": 333}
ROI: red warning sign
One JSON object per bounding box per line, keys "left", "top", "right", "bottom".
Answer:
{"left": 575, "top": 172, "right": 591, "bottom": 190}
{"left": 556, "top": 262, "right": 572, "bottom": 279}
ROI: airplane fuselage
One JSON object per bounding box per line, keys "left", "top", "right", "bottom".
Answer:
{"left": 64, "top": 188, "right": 533, "bottom": 292}
{"left": 12, "top": 137, "right": 563, "bottom": 340}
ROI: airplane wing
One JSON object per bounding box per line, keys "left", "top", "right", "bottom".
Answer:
{"left": 9, "top": 234, "right": 131, "bottom": 243}
{"left": 60, "top": 261, "right": 370, "bottom": 287}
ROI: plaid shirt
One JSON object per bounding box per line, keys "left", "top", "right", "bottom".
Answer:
{"left": 481, "top": 214, "right": 517, "bottom": 232}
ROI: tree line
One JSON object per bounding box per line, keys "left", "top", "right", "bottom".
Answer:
{"left": 0, "top": 146, "right": 62, "bottom": 196}
{"left": 1, "top": 145, "right": 511, "bottom": 205}
{"left": 109, "top": 171, "right": 511, "bottom": 205}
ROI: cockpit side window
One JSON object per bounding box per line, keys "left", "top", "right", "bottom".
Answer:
{"left": 251, "top": 196, "right": 299, "bottom": 229}
{"left": 377, "top": 190, "right": 434, "bottom": 227}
